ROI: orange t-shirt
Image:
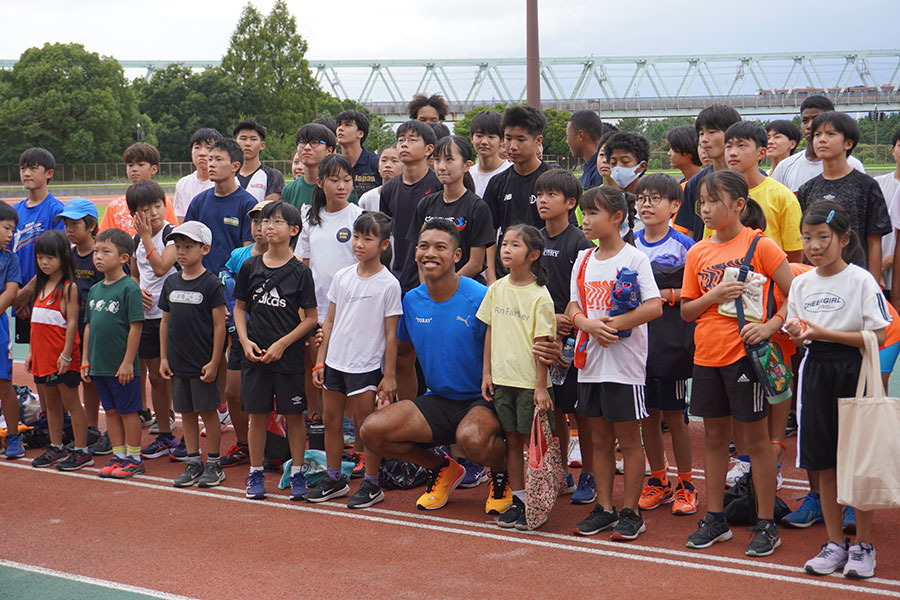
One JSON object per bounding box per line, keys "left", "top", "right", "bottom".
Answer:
{"left": 98, "top": 195, "right": 178, "bottom": 236}
{"left": 682, "top": 227, "right": 788, "bottom": 367}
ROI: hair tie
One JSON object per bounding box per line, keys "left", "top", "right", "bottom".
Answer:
{"left": 826, "top": 209, "right": 835, "bottom": 224}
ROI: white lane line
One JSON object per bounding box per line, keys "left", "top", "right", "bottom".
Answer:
{"left": 1, "top": 461, "right": 895, "bottom": 597}
{"left": 0, "top": 558, "right": 198, "bottom": 599}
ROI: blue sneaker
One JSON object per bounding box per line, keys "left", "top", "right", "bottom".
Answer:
{"left": 290, "top": 471, "right": 308, "bottom": 501}
{"left": 5, "top": 434, "right": 24, "bottom": 459}
{"left": 459, "top": 458, "right": 489, "bottom": 488}
{"left": 342, "top": 416, "right": 355, "bottom": 447}
{"left": 571, "top": 472, "right": 597, "bottom": 504}
{"left": 140, "top": 435, "right": 177, "bottom": 459}
{"left": 842, "top": 506, "right": 856, "bottom": 534}
{"left": 168, "top": 437, "right": 188, "bottom": 462}
{"left": 782, "top": 493, "right": 824, "bottom": 528}
{"left": 246, "top": 470, "right": 267, "bottom": 499}
{"left": 561, "top": 472, "right": 577, "bottom": 495}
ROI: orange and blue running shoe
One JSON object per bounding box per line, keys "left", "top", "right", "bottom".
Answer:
{"left": 639, "top": 478, "right": 674, "bottom": 511}
{"left": 671, "top": 480, "right": 698, "bottom": 515}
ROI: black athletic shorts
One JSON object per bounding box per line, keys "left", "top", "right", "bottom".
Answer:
{"left": 552, "top": 365, "right": 578, "bottom": 414}
{"left": 34, "top": 370, "right": 81, "bottom": 388}
{"left": 576, "top": 382, "right": 648, "bottom": 422}
{"left": 241, "top": 366, "right": 306, "bottom": 415}
{"left": 645, "top": 377, "right": 688, "bottom": 412}
{"left": 323, "top": 365, "right": 381, "bottom": 397}
{"left": 138, "top": 318, "right": 161, "bottom": 360}
{"left": 227, "top": 329, "right": 242, "bottom": 371}
{"left": 690, "top": 357, "right": 766, "bottom": 423}
{"left": 410, "top": 394, "right": 494, "bottom": 446}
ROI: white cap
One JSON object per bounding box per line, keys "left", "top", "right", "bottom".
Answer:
{"left": 165, "top": 221, "right": 212, "bottom": 245}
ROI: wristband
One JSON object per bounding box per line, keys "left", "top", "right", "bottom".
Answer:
{"left": 311, "top": 365, "right": 325, "bottom": 372}
{"left": 771, "top": 440, "right": 787, "bottom": 451}
{"left": 59, "top": 354, "right": 72, "bottom": 362}
{"left": 668, "top": 289, "right": 676, "bottom": 307}
{"left": 572, "top": 311, "right": 587, "bottom": 327}
{"left": 80, "top": 363, "right": 90, "bottom": 369}
{"left": 769, "top": 314, "right": 785, "bottom": 326}
{"left": 146, "top": 246, "right": 156, "bottom": 257}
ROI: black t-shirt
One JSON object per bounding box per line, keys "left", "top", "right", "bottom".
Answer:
{"left": 237, "top": 164, "right": 285, "bottom": 199}
{"left": 380, "top": 170, "right": 442, "bottom": 292}
{"left": 483, "top": 161, "right": 553, "bottom": 232}
{"left": 541, "top": 224, "right": 594, "bottom": 314}
{"left": 158, "top": 270, "right": 227, "bottom": 377}
{"left": 674, "top": 165, "right": 711, "bottom": 241}
{"left": 406, "top": 190, "right": 495, "bottom": 284}
{"left": 233, "top": 255, "right": 317, "bottom": 372}
{"left": 797, "top": 169, "right": 892, "bottom": 266}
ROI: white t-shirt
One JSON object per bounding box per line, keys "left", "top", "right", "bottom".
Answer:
{"left": 569, "top": 244, "right": 660, "bottom": 385}
{"left": 787, "top": 263, "right": 891, "bottom": 336}
{"left": 359, "top": 187, "right": 381, "bottom": 212}
{"left": 173, "top": 172, "right": 215, "bottom": 218}
{"left": 472, "top": 160, "right": 512, "bottom": 198}
{"left": 295, "top": 203, "right": 363, "bottom": 322}
{"left": 876, "top": 172, "right": 900, "bottom": 287}
{"left": 771, "top": 152, "right": 865, "bottom": 192}
{"left": 135, "top": 228, "right": 178, "bottom": 319}
{"left": 325, "top": 264, "right": 403, "bottom": 373}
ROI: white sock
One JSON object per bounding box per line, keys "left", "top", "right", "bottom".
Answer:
{"left": 250, "top": 465, "right": 264, "bottom": 473}
{"left": 512, "top": 489, "right": 525, "bottom": 502}
{"left": 291, "top": 466, "right": 303, "bottom": 476}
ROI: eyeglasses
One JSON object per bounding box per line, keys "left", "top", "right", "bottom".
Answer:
{"left": 260, "top": 219, "right": 288, "bottom": 227}
{"left": 298, "top": 140, "right": 328, "bottom": 148}
{"left": 636, "top": 194, "right": 668, "bottom": 207}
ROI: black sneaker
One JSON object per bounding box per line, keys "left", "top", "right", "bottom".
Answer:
{"left": 746, "top": 519, "right": 781, "bottom": 557}
{"left": 197, "top": 462, "right": 225, "bottom": 488}
{"left": 306, "top": 475, "right": 350, "bottom": 503}
{"left": 574, "top": 505, "right": 618, "bottom": 536}
{"left": 686, "top": 513, "right": 733, "bottom": 549}
{"left": 174, "top": 462, "right": 204, "bottom": 487}
{"left": 498, "top": 496, "right": 524, "bottom": 529}
{"left": 56, "top": 449, "right": 94, "bottom": 471}
{"left": 610, "top": 507, "right": 646, "bottom": 541}
{"left": 785, "top": 412, "right": 798, "bottom": 438}
{"left": 347, "top": 479, "right": 385, "bottom": 509}
{"left": 32, "top": 446, "right": 68, "bottom": 468}
{"left": 89, "top": 431, "right": 113, "bottom": 455}
{"left": 138, "top": 409, "right": 153, "bottom": 428}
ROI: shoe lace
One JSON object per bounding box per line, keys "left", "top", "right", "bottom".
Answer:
{"left": 490, "top": 471, "right": 508, "bottom": 499}
{"left": 673, "top": 485, "right": 692, "bottom": 505}
{"left": 848, "top": 545, "right": 868, "bottom": 561}
{"left": 424, "top": 467, "right": 440, "bottom": 493}
{"left": 246, "top": 470, "right": 264, "bottom": 486}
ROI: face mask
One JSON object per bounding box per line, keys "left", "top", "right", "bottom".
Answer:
{"left": 610, "top": 163, "right": 644, "bottom": 189}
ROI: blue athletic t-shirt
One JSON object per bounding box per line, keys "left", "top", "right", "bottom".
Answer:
{"left": 398, "top": 276, "right": 487, "bottom": 401}
{"left": 634, "top": 227, "right": 695, "bottom": 268}
{"left": 226, "top": 243, "right": 255, "bottom": 275}
{"left": 184, "top": 186, "right": 257, "bottom": 275}
{"left": 9, "top": 193, "right": 65, "bottom": 285}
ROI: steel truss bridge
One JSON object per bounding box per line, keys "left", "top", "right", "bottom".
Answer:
{"left": 3, "top": 50, "right": 899, "bottom": 120}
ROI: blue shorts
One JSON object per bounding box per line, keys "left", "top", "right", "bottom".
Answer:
{"left": 93, "top": 375, "right": 142, "bottom": 414}
{"left": 0, "top": 314, "right": 11, "bottom": 380}
{"left": 880, "top": 340, "right": 900, "bottom": 375}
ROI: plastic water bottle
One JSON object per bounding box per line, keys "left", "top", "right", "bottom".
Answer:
{"left": 550, "top": 337, "right": 577, "bottom": 386}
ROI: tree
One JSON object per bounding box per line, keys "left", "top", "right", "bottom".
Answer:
{"left": 221, "top": 1, "right": 320, "bottom": 157}
{"left": 616, "top": 117, "right": 647, "bottom": 135}
{"left": 643, "top": 116, "right": 695, "bottom": 150}
{"left": 542, "top": 109, "right": 572, "bottom": 156}
{"left": 0, "top": 43, "right": 137, "bottom": 164}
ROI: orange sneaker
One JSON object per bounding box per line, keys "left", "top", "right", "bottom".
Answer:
{"left": 416, "top": 457, "right": 465, "bottom": 510}
{"left": 671, "top": 480, "right": 698, "bottom": 515}
{"left": 638, "top": 478, "right": 673, "bottom": 510}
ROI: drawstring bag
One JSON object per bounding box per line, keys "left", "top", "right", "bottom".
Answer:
{"left": 278, "top": 450, "right": 355, "bottom": 489}
{"left": 837, "top": 330, "right": 900, "bottom": 510}
{"left": 525, "top": 408, "right": 563, "bottom": 530}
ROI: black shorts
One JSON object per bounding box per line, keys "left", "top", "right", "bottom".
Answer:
{"left": 241, "top": 366, "right": 306, "bottom": 415}
{"left": 138, "top": 318, "right": 161, "bottom": 359}
{"left": 15, "top": 315, "right": 29, "bottom": 344}
{"left": 576, "top": 382, "right": 648, "bottom": 422}
{"left": 34, "top": 370, "right": 81, "bottom": 388}
{"left": 690, "top": 357, "right": 766, "bottom": 423}
{"left": 552, "top": 365, "right": 578, "bottom": 414}
{"left": 172, "top": 376, "right": 220, "bottom": 414}
{"left": 227, "top": 329, "right": 242, "bottom": 371}
{"left": 645, "top": 377, "right": 688, "bottom": 412}
{"left": 410, "top": 394, "right": 494, "bottom": 446}
{"left": 797, "top": 342, "right": 862, "bottom": 471}
{"left": 323, "top": 365, "right": 381, "bottom": 396}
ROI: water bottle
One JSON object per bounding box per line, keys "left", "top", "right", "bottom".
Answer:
{"left": 550, "top": 337, "right": 576, "bottom": 386}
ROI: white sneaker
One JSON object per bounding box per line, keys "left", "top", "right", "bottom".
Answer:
{"left": 725, "top": 459, "right": 751, "bottom": 488}
{"left": 844, "top": 543, "right": 876, "bottom": 579}
{"left": 568, "top": 437, "right": 582, "bottom": 468}
{"left": 776, "top": 469, "right": 784, "bottom": 491}
{"left": 804, "top": 541, "right": 848, "bottom": 575}
{"left": 615, "top": 459, "right": 653, "bottom": 475}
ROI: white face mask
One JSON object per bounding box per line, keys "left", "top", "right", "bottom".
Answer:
{"left": 610, "top": 163, "right": 644, "bottom": 189}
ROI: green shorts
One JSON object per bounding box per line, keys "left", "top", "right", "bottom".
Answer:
{"left": 492, "top": 384, "right": 554, "bottom": 435}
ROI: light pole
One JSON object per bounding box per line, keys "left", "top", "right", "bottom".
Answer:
{"left": 526, "top": 0, "right": 540, "bottom": 109}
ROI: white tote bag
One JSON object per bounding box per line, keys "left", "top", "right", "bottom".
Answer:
{"left": 836, "top": 330, "right": 900, "bottom": 510}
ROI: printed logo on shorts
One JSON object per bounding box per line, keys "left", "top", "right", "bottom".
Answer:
{"left": 736, "top": 374, "right": 750, "bottom": 383}
{"left": 291, "top": 395, "right": 304, "bottom": 405}
{"left": 336, "top": 227, "right": 351, "bottom": 243}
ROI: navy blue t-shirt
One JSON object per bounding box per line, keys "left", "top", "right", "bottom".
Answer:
{"left": 352, "top": 147, "right": 382, "bottom": 197}
{"left": 184, "top": 186, "right": 257, "bottom": 275}
{"left": 580, "top": 153, "right": 603, "bottom": 190}
{"left": 398, "top": 276, "right": 487, "bottom": 401}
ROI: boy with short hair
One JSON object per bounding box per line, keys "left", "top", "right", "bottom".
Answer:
{"left": 173, "top": 128, "right": 225, "bottom": 224}
{"left": 281, "top": 123, "right": 337, "bottom": 212}
{"left": 724, "top": 121, "right": 803, "bottom": 262}
{"left": 335, "top": 110, "right": 381, "bottom": 197}
{"left": 408, "top": 93, "right": 449, "bottom": 123}
{"left": 566, "top": 111, "right": 606, "bottom": 190}
{"left": 469, "top": 111, "right": 511, "bottom": 198}
{"left": 9, "top": 148, "right": 64, "bottom": 344}
{"left": 799, "top": 112, "right": 891, "bottom": 281}
{"left": 184, "top": 139, "right": 257, "bottom": 276}
{"left": 535, "top": 168, "right": 595, "bottom": 502}
{"left": 674, "top": 105, "right": 742, "bottom": 240}
{"left": 0, "top": 203, "right": 23, "bottom": 458}
{"left": 125, "top": 181, "right": 181, "bottom": 459}
{"left": 666, "top": 125, "right": 703, "bottom": 185}
{"left": 771, "top": 96, "right": 865, "bottom": 192}
{"left": 159, "top": 221, "right": 228, "bottom": 487}
{"left": 81, "top": 228, "right": 145, "bottom": 478}
{"left": 604, "top": 131, "right": 650, "bottom": 194}
{"left": 876, "top": 129, "right": 900, "bottom": 292}
{"left": 379, "top": 120, "right": 441, "bottom": 293}
{"left": 98, "top": 143, "right": 178, "bottom": 235}
{"left": 233, "top": 120, "right": 284, "bottom": 202}
{"left": 233, "top": 201, "right": 318, "bottom": 500}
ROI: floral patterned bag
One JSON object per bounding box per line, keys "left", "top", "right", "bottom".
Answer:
{"left": 525, "top": 408, "right": 563, "bottom": 530}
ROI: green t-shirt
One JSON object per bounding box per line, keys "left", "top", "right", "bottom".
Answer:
{"left": 282, "top": 176, "right": 359, "bottom": 210}
{"left": 84, "top": 276, "right": 144, "bottom": 376}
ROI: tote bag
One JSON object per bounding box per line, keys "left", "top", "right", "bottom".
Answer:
{"left": 837, "top": 330, "right": 900, "bottom": 510}
{"left": 525, "top": 409, "right": 564, "bottom": 530}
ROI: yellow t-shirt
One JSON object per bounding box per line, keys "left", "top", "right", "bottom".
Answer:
{"left": 702, "top": 177, "right": 802, "bottom": 252}
{"left": 476, "top": 276, "right": 556, "bottom": 389}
